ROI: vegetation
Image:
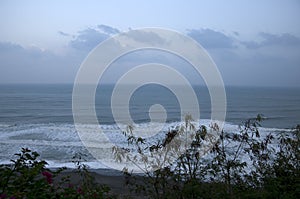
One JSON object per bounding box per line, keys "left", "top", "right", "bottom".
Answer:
{"left": 0, "top": 148, "right": 112, "bottom": 199}
{"left": 114, "top": 115, "right": 300, "bottom": 199}
{"left": 0, "top": 116, "right": 299, "bottom": 198}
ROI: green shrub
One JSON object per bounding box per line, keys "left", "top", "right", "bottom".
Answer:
{"left": 0, "top": 148, "right": 112, "bottom": 199}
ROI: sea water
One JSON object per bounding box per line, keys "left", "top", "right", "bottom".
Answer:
{"left": 0, "top": 84, "right": 299, "bottom": 168}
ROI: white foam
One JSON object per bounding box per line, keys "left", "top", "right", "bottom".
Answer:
{"left": 0, "top": 121, "right": 292, "bottom": 169}
{"left": 45, "top": 160, "right": 108, "bottom": 169}
{"left": 0, "top": 124, "right": 10, "bottom": 128}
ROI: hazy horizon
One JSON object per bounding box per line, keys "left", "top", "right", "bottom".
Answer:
{"left": 1, "top": 82, "right": 300, "bottom": 89}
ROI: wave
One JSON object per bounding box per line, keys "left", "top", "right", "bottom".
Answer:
{"left": 0, "top": 120, "right": 291, "bottom": 169}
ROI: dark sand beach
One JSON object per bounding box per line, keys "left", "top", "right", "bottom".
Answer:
{"left": 54, "top": 169, "right": 145, "bottom": 198}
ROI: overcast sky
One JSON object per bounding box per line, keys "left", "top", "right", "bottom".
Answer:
{"left": 0, "top": 0, "right": 299, "bottom": 87}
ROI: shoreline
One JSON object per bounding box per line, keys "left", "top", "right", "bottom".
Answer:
{"left": 52, "top": 167, "right": 125, "bottom": 176}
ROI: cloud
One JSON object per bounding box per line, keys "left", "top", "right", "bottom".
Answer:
{"left": 0, "top": 42, "right": 46, "bottom": 59}
{"left": 243, "top": 32, "right": 300, "bottom": 49}
{"left": 1, "top": 25, "right": 299, "bottom": 87}
{"left": 0, "top": 42, "right": 80, "bottom": 83}
{"left": 69, "top": 26, "right": 167, "bottom": 52}
{"left": 97, "top": 24, "right": 120, "bottom": 35}
{"left": 0, "top": 42, "right": 23, "bottom": 52}
{"left": 127, "top": 29, "right": 166, "bottom": 45}
{"left": 70, "top": 28, "right": 109, "bottom": 51}
{"left": 0, "top": 25, "right": 122, "bottom": 83}
{"left": 184, "top": 30, "right": 300, "bottom": 87}
{"left": 187, "top": 29, "right": 236, "bottom": 49}
{"left": 58, "top": 31, "right": 71, "bottom": 37}
{"left": 69, "top": 25, "right": 122, "bottom": 52}
{"left": 233, "top": 31, "right": 239, "bottom": 36}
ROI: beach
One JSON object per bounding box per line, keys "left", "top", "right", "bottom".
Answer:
{"left": 52, "top": 168, "right": 146, "bottom": 198}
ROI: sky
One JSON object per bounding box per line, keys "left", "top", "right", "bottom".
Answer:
{"left": 0, "top": 0, "right": 300, "bottom": 87}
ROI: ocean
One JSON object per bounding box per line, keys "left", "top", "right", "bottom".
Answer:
{"left": 0, "top": 84, "right": 299, "bottom": 169}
